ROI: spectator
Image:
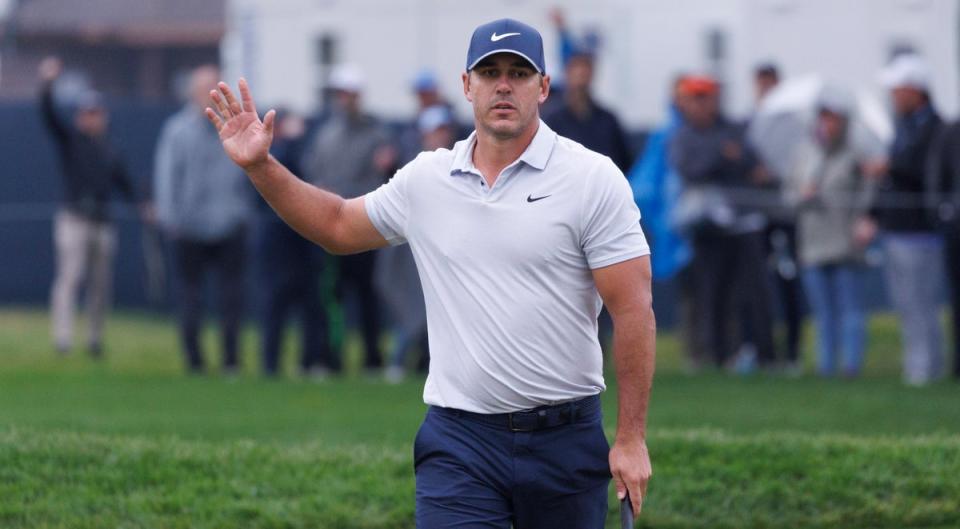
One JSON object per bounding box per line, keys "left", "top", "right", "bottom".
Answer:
{"left": 397, "top": 70, "right": 465, "bottom": 165}
{"left": 38, "top": 56, "right": 148, "bottom": 358}
{"left": 154, "top": 64, "right": 252, "bottom": 375}
{"left": 670, "top": 75, "right": 775, "bottom": 370}
{"left": 627, "top": 74, "right": 698, "bottom": 368}
{"left": 254, "top": 110, "right": 335, "bottom": 378}
{"left": 869, "top": 54, "right": 946, "bottom": 385}
{"left": 786, "top": 88, "right": 876, "bottom": 377}
{"left": 542, "top": 10, "right": 632, "bottom": 172}
{"left": 301, "top": 64, "right": 396, "bottom": 374}
{"left": 377, "top": 106, "right": 457, "bottom": 383}
{"left": 932, "top": 113, "right": 960, "bottom": 380}
{"left": 749, "top": 62, "right": 805, "bottom": 373}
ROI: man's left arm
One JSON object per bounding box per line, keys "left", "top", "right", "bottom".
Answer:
{"left": 593, "top": 255, "right": 656, "bottom": 516}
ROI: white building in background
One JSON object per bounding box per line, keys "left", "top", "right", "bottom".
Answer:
{"left": 223, "top": 0, "right": 959, "bottom": 129}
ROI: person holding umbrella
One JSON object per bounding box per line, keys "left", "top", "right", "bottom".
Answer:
{"left": 785, "top": 87, "right": 877, "bottom": 377}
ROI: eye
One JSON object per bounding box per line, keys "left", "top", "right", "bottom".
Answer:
{"left": 479, "top": 68, "right": 499, "bottom": 78}
{"left": 510, "top": 69, "right": 532, "bottom": 79}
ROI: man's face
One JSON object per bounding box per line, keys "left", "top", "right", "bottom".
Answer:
{"left": 564, "top": 55, "right": 594, "bottom": 93}
{"left": 890, "top": 86, "right": 924, "bottom": 116}
{"left": 335, "top": 90, "right": 361, "bottom": 115}
{"left": 816, "top": 110, "right": 846, "bottom": 144}
{"left": 416, "top": 89, "right": 440, "bottom": 109}
{"left": 75, "top": 108, "right": 108, "bottom": 137}
{"left": 754, "top": 73, "right": 778, "bottom": 103}
{"left": 190, "top": 66, "right": 220, "bottom": 110}
{"left": 462, "top": 53, "right": 549, "bottom": 140}
{"left": 685, "top": 93, "right": 718, "bottom": 127}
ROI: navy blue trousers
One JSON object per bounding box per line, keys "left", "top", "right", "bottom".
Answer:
{"left": 414, "top": 396, "right": 610, "bottom": 528}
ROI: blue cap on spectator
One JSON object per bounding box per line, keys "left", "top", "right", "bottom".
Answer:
{"left": 412, "top": 70, "right": 438, "bottom": 92}
{"left": 76, "top": 90, "right": 104, "bottom": 111}
{"left": 466, "top": 18, "right": 545, "bottom": 74}
{"left": 418, "top": 104, "right": 453, "bottom": 133}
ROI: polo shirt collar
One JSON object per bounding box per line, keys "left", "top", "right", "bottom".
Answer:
{"left": 450, "top": 119, "right": 557, "bottom": 175}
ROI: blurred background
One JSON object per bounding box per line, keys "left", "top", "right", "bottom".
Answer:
{"left": 1, "top": 1, "right": 960, "bottom": 527}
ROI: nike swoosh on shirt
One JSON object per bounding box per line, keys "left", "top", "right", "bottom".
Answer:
{"left": 527, "top": 194, "right": 551, "bottom": 203}
{"left": 491, "top": 32, "right": 521, "bottom": 42}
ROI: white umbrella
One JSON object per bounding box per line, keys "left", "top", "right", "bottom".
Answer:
{"left": 748, "top": 74, "right": 893, "bottom": 178}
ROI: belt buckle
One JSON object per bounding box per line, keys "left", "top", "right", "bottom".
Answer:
{"left": 509, "top": 410, "right": 547, "bottom": 432}
{"left": 508, "top": 413, "right": 536, "bottom": 432}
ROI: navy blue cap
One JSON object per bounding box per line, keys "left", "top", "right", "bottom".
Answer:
{"left": 466, "top": 19, "right": 545, "bottom": 74}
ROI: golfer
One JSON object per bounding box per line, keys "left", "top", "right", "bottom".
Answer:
{"left": 207, "top": 18, "right": 655, "bottom": 528}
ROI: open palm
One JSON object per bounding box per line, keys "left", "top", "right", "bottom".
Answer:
{"left": 206, "top": 78, "right": 276, "bottom": 170}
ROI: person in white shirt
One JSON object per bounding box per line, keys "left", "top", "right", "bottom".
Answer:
{"left": 205, "top": 18, "right": 655, "bottom": 528}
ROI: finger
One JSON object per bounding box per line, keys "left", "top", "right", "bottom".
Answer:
{"left": 205, "top": 107, "right": 223, "bottom": 132}
{"left": 628, "top": 479, "right": 642, "bottom": 514}
{"left": 211, "top": 89, "right": 231, "bottom": 120}
{"left": 632, "top": 489, "right": 642, "bottom": 515}
{"left": 238, "top": 78, "right": 258, "bottom": 115}
{"left": 218, "top": 81, "right": 243, "bottom": 117}
{"left": 263, "top": 109, "right": 276, "bottom": 135}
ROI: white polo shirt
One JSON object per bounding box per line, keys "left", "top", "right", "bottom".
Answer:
{"left": 365, "top": 120, "right": 649, "bottom": 413}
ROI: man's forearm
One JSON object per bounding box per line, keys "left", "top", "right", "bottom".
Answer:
{"left": 246, "top": 155, "right": 350, "bottom": 253}
{"left": 612, "top": 303, "right": 656, "bottom": 443}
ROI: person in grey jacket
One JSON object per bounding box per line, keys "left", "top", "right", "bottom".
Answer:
{"left": 786, "top": 90, "right": 877, "bottom": 377}
{"left": 301, "top": 65, "right": 397, "bottom": 373}
{"left": 154, "top": 64, "right": 252, "bottom": 374}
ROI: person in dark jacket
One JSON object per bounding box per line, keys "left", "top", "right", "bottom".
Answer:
{"left": 38, "top": 56, "right": 146, "bottom": 357}
{"left": 931, "top": 114, "right": 960, "bottom": 380}
{"left": 254, "top": 110, "right": 335, "bottom": 378}
{"left": 542, "top": 10, "right": 632, "bottom": 172}
{"left": 869, "top": 54, "right": 946, "bottom": 385}
{"left": 669, "top": 75, "right": 775, "bottom": 369}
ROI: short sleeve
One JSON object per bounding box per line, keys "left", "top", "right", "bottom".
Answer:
{"left": 364, "top": 159, "right": 412, "bottom": 246}
{"left": 581, "top": 157, "right": 651, "bottom": 269}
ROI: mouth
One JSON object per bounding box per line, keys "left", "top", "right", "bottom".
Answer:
{"left": 490, "top": 102, "right": 516, "bottom": 111}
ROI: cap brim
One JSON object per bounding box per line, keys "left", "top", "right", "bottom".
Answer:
{"left": 467, "top": 49, "right": 543, "bottom": 74}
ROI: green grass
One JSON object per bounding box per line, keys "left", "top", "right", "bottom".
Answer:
{"left": 1, "top": 308, "right": 959, "bottom": 528}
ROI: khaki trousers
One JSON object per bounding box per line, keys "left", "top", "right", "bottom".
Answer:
{"left": 50, "top": 209, "right": 116, "bottom": 349}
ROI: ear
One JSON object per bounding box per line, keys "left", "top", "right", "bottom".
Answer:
{"left": 462, "top": 72, "right": 473, "bottom": 103}
{"left": 539, "top": 74, "right": 551, "bottom": 105}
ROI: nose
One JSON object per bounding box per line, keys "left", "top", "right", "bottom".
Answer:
{"left": 495, "top": 73, "right": 512, "bottom": 94}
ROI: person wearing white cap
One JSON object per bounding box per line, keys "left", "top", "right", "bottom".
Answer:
{"left": 206, "top": 17, "right": 654, "bottom": 527}
{"left": 299, "top": 64, "right": 398, "bottom": 376}
{"left": 785, "top": 87, "right": 877, "bottom": 378}
{"left": 868, "top": 53, "right": 947, "bottom": 385}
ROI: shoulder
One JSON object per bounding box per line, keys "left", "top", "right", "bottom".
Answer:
{"left": 553, "top": 135, "right": 623, "bottom": 185}
{"left": 162, "top": 107, "right": 194, "bottom": 134}
{"left": 394, "top": 146, "right": 456, "bottom": 181}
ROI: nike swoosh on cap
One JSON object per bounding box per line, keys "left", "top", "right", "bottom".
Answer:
{"left": 491, "top": 32, "right": 521, "bottom": 42}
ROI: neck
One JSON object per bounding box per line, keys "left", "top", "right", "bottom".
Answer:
{"left": 472, "top": 119, "right": 540, "bottom": 187}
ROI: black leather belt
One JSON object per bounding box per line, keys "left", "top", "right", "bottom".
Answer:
{"left": 434, "top": 394, "right": 601, "bottom": 432}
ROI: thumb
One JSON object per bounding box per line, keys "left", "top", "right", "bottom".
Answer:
{"left": 614, "top": 471, "right": 627, "bottom": 500}
{"left": 263, "top": 109, "right": 277, "bottom": 135}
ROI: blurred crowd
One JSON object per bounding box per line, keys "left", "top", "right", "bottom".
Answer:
{"left": 37, "top": 11, "right": 960, "bottom": 386}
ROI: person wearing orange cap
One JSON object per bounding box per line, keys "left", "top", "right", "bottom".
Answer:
{"left": 670, "top": 74, "right": 776, "bottom": 371}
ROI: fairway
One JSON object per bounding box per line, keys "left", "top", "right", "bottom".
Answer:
{"left": 1, "top": 308, "right": 959, "bottom": 528}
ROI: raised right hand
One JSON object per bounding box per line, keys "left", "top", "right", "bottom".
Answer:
{"left": 205, "top": 78, "right": 276, "bottom": 171}
{"left": 38, "top": 56, "right": 63, "bottom": 82}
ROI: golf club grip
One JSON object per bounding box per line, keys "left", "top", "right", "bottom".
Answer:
{"left": 620, "top": 494, "right": 634, "bottom": 528}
